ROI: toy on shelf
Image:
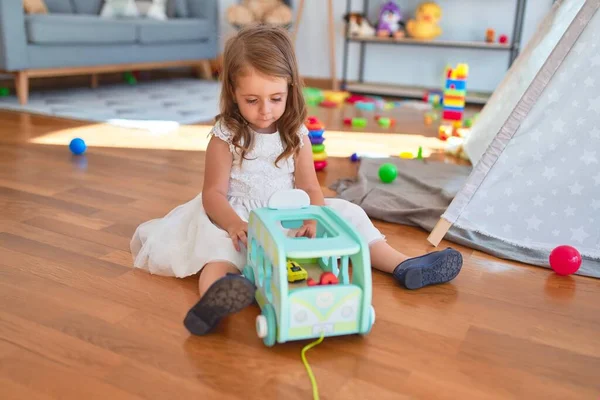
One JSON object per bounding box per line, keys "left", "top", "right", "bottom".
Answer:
{"left": 306, "top": 117, "right": 327, "bottom": 171}
{"left": 242, "top": 189, "right": 375, "bottom": 347}
{"left": 499, "top": 34, "right": 509, "bottom": 44}
{"left": 0, "top": 87, "right": 9, "bottom": 97}
{"left": 227, "top": 0, "right": 292, "bottom": 29}
{"left": 485, "top": 28, "right": 495, "bottom": 43}
{"left": 343, "top": 12, "right": 376, "bottom": 37}
{"left": 376, "top": 1, "right": 405, "bottom": 38}
{"left": 406, "top": 2, "right": 442, "bottom": 40}
{"left": 438, "top": 63, "right": 468, "bottom": 140}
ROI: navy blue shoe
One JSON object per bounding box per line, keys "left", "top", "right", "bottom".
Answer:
{"left": 393, "top": 248, "right": 463, "bottom": 290}
{"left": 184, "top": 274, "right": 256, "bottom": 335}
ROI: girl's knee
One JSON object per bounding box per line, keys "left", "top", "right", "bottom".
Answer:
{"left": 326, "top": 198, "right": 369, "bottom": 220}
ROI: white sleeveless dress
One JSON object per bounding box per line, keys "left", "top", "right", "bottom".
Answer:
{"left": 130, "top": 120, "right": 384, "bottom": 278}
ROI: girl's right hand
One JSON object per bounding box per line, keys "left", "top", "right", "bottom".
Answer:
{"left": 227, "top": 221, "right": 248, "bottom": 252}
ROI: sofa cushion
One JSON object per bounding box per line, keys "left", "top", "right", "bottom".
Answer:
{"left": 137, "top": 18, "right": 211, "bottom": 44}
{"left": 25, "top": 15, "right": 137, "bottom": 45}
{"left": 45, "top": 0, "right": 74, "bottom": 13}
{"left": 167, "top": 0, "right": 188, "bottom": 17}
{"left": 71, "top": 0, "right": 104, "bottom": 14}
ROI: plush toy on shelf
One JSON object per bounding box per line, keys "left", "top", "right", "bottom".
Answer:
{"left": 344, "top": 13, "right": 376, "bottom": 37}
{"left": 227, "top": 0, "right": 292, "bottom": 29}
{"left": 406, "top": 2, "right": 442, "bottom": 40}
{"left": 376, "top": 1, "right": 405, "bottom": 39}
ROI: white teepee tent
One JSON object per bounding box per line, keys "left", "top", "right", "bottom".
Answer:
{"left": 429, "top": 0, "right": 600, "bottom": 278}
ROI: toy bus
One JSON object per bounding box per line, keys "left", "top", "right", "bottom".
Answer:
{"left": 242, "top": 189, "right": 376, "bottom": 346}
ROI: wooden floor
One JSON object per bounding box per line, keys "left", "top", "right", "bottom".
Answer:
{"left": 1, "top": 104, "right": 599, "bottom": 400}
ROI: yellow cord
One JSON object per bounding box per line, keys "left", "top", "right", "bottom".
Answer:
{"left": 301, "top": 333, "right": 325, "bottom": 400}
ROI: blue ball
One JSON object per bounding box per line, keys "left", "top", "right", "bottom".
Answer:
{"left": 69, "top": 138, "right": 86, "bottom": 155}
{"left": 350, "top": 153, "right": 360, "bottom": 162}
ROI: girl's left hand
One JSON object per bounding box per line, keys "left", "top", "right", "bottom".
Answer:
{"left": 295, "top": 220, "right": 317, "bottom": 239}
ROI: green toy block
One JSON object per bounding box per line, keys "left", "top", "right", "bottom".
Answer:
{"left": 351, "top": 118, "right": 367, "bottom": 128}
{"left": 377, "top": 117, "right": 391, "bottom": 128}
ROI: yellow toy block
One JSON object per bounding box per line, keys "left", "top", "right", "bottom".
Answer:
{"left": 443, "top": 98, "right": 465, "bottom": 108}
{"left": 312, "top": 152, "right": 328, "bottom": 162}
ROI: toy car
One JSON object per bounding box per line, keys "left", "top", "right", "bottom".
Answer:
{"left": 286, "top": 260, "right": 308, "bottom": 283}
{"left": 242, "top": 189, "right": 375, "bottom": 347}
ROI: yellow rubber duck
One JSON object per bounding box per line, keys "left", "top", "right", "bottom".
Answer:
{"left": 406, "top": 2, "right": 442, "bottom": 40}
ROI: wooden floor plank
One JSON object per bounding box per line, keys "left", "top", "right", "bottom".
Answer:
{"left": 0, "top": 266, "right": 135, "bottom": 324}
{"left": 22, "top": 216, "right": 132, "bottom": 251}
{"left": 1, "top": 220, "right": 115, "bottom": 258}
{"left": 0, "top": 233, "right": 129, "bottom": 278}
{"left": 0, "top": 351, "right": 144, "bottom": 400}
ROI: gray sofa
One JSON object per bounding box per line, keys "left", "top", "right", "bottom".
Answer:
{"left": 0, "top": 0, "right": 219, "bottom": 104}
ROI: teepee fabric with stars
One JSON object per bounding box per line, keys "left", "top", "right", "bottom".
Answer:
{"left": 440, "top": 0, "right": 600, "bottom": 277}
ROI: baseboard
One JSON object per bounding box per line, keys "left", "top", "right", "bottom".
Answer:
{"left": 301, "top": 77, "right": 338, "bottom": 90}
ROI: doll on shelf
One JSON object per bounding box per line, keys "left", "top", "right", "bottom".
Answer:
{"left": 376, "top": 1, "right": 405, "bottom": 39}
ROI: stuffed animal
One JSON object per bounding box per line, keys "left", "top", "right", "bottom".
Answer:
{"left": 376, "top": 1, "right": 405, "bottom": 38}
{"left": 343, "top": 12, "right": 376, "bottom": 37}
{"left": 406, "top": 2, "right": 442, "bottom": 40}
{"left": 227, "top": 0, "right": 292, "bottom": 28}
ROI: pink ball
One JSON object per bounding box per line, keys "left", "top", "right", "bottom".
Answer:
{"left": 549, "top": 245, "right": 582, "bottom": 275}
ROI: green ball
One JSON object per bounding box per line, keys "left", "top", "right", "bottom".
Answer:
{"left": 0, "top": 87, "right": 9, "bottom": 96}
{"left": 378, "top": 163, "right": 397, "bottom": 183}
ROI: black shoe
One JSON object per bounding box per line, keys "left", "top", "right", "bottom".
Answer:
{"left": 183, "top": 274, "right": 256, "bottom": 335}
{"left": 392, "top": 248, "right": 463, "bottom": 290}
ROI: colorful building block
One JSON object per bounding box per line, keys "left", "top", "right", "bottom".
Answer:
{"left": 306, "top": 116, "right": 328, "bottom": 171}
{"left": 442, "top": 63, "right": 468, "bottom": 129}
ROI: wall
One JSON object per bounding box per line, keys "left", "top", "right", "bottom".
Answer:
{"left": 218, "top": 0, "right": 554, "bottom": 94}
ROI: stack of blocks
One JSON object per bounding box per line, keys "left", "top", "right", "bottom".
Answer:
{"left": 439, "top": 63, "right": 468, "bottom": 140}
{"left": 306, "top": 117, "right": 327, "bottom": 171}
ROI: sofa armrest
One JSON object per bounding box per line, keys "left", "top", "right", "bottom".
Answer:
{"left": 0, "top": 0, "right": 29, "bottom": 71}
{"left": 187, "top": 0, "right": 218, "bottom": 23}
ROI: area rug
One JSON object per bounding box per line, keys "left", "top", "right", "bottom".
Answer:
{"left": 330, "top": 157, "right": 600, "bottom": 278}
{"left": 0, "top": 78, "right": 221, "bottom": 128}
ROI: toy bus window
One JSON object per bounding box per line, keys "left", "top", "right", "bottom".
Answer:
{"left": 277, "top": 216, "right": 339, "bottom": 239}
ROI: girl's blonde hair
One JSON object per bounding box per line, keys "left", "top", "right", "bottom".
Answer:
{"left": 216, "top": 24, "right": 307, "bottom": 165}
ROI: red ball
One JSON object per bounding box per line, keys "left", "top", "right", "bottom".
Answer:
{"left": 499, "top": 34, "right": 508, "bottom": 44}
{"left": 549, "top": 245, "right": 582, "bottom": 275}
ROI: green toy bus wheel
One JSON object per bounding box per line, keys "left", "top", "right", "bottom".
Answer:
{"left": 257, "top": 303, "right": 276, "bottom": 346}
{"left": 362, "top": 305, "right": 376, "bottom": 335}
